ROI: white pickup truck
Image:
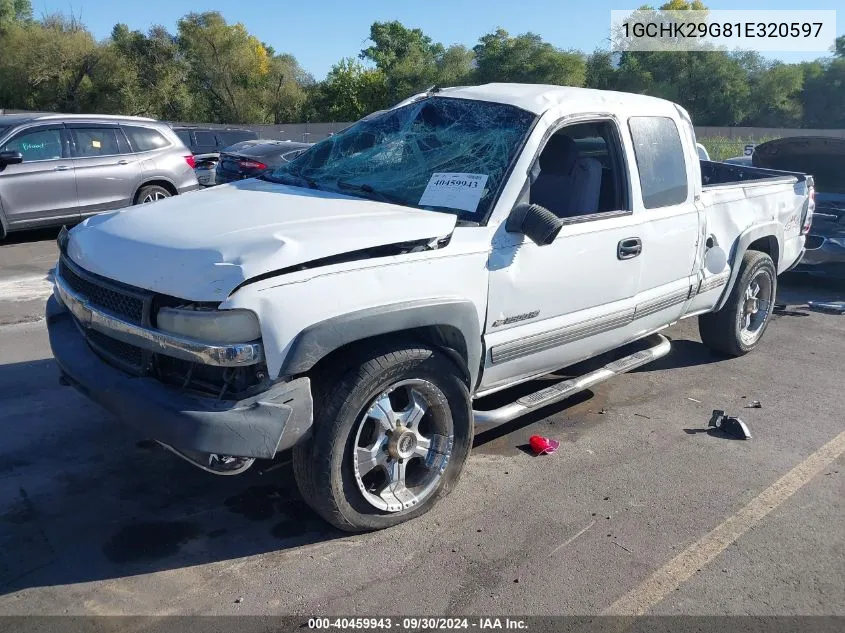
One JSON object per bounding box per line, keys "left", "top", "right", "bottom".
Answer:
{"left": 47, "top": 84, "right": 814, "bottom": 531}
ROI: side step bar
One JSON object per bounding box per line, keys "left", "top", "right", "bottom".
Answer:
{"left": 473, "top": 334, "right": 671, "bottom": 428}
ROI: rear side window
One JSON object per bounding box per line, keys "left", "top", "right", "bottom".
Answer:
{"left": 73, "top": 128, "right": 121, "bottom": 156}
{"left": 123, "top": 126, "right": 170, "bottom": 152}
{"left": 628, "top": 117, "right": 688, "bottom": 209}
{"left": 194, "top": 131, "right": 217, "bottom": 148}
{"left": 174, "top": 129, "right": 192, "bottom": 147}
{"left": 2, "top": 127, "right": 64, "bottom": 161}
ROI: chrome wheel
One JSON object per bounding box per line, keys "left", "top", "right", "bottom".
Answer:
{"left": 352, "top": 379, "right": 453, "bottom": 513}
{"left": 739, "top": 269, "right": 773, "bottom": 345}
{"left": 141, "top": 191, "right": 169, "bottom": 203}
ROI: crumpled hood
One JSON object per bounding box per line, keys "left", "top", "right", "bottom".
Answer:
{"left": 67, "top": 178, "right": 457, "bottom": 301}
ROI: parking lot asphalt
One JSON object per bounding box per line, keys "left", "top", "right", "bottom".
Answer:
{"left": 0, "top": 230, "right": 842, "bottom": 617}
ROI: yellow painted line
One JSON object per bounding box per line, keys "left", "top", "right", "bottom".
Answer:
{"left": 605, "top": 430, "right": 845, "bottom": 616}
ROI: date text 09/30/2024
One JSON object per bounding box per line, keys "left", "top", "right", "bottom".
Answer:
{"left": 308, "top": 617, "right": 529, "bottom": 630}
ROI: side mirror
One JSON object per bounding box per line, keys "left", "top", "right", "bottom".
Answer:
{"left": 506, "top": 203, "right": 564, "bottom": 246}
{"left": 0, "top": 150, "right": 23, "bottom": 167}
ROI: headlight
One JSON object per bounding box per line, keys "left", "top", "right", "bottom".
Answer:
{"left": 156, "top": 307, "right": 261, "bottom": 344}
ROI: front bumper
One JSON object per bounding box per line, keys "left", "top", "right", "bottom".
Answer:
{"left": 47, "top": 296, "right": 313, "bottom": 460}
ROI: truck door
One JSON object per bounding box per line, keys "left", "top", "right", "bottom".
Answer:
{"left": 623, "top": 115, "right": 701, "bottom": 334}
{"left": 481, "top": 118, "right": 644, "bottom": 394}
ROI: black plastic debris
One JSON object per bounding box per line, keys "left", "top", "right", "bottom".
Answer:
{"left": 745, "top": 400, "right": 762, "bottom": 409}
{"left": 807, "top": 301, "right": 845, "bottom": 315}
{"left": 709, "top": 409, "right": 752, "bottom": 440}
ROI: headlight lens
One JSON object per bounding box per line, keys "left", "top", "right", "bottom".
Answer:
{"left": 156, "top": 307, "right": 261, "bottom": 344}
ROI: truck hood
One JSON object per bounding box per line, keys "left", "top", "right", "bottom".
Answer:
{"left": 67, "top": 178, "right": 458, "bottom": 301}
{"left": 752, "top": 137, "right": 845, "bottom": 194}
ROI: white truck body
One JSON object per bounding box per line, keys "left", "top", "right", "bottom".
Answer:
{"left": 47, "top": 84, "right": 814, "bottom": 530}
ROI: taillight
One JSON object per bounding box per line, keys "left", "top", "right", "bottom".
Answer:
{"left": 802, "top": 181, "right": 815, "bottom": 235}
{"left": 238, "top": 160, "right": 267, "bottom": 170}
{"left": 184, "top": 155, "right": 196, "bottom": 169}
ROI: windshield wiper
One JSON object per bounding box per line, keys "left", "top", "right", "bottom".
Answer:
{"left": 261, "top": 171, "right": 320, "bottom": 190}
{"left": 336, "top": 180, "right": 405, "bottom": 205}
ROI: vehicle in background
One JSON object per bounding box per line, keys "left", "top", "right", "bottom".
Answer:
{"left": 172, "top": 127, "right": 259, "bottom": 156}
{"left": 0, "top": 113, "right": 199, "bottom": 239}
{"left": 696, "top": 142, "right": 710, "bottom": 161}
{"left": 752, "top": 136, "right": 845, "bottom": 277}
{"left": 48, "top": 84, "right": 812, "bottom": 532}
{"left": 172, "top": 127, "right": 261, "bottom": 187}
{"left": 724, "top": 155, "right": 753, "bottom": 166}
{"left": 215, "top": 140, "right": 312, "bottom": 185}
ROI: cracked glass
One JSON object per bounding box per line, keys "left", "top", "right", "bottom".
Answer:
{"left": 267, "top": 97, "right": 536, "bottom": 220}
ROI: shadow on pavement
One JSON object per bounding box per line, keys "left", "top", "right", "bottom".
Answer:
{"left": 0, "top": 226, "right": 65, "bottom": 246}
{"left": 0, "top": 359, "right": 345, "bottom": 597}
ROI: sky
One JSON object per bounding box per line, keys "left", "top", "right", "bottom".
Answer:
{"left": 36, "top": 0, "right": 843, "bottom": 79}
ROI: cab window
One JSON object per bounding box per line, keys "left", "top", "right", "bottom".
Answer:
{"left": 1, "top": 127, "right": 64, "bottom": 161}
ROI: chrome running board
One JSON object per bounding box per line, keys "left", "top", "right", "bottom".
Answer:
{"left": 473, "top": 334, "right": 671, "bottom": 428}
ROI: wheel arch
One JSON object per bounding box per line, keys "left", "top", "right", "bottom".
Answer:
{"left": 279, "top": 299, "right": 484, "bottom": 391}
{"left": 715, "top": 223, "right": 782, "bottom": 312}
{"left": 133, "top": 179, "right": 178, "bottom": 203}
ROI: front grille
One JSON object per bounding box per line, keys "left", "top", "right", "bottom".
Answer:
{"left": 86, "top": 329, "right": 146, "bottom": 373}
{"left": 59, "top": 259, "right": 145, "bottom": 324}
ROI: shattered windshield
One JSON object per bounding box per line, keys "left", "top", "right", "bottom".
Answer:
{"left": 267, "top": 97, "right": 536, "bottom": 219}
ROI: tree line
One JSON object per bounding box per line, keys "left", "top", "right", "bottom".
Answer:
{"left": 0, "top": 0, "right": 842, "bottom": 128}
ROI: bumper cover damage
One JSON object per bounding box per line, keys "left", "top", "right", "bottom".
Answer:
{"left": 47, "top": 296, "right": 313, "bottom": 463}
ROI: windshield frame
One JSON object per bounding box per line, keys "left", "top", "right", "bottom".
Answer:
{"left": 266, "top": 96, "right": 539, "bottom": 226}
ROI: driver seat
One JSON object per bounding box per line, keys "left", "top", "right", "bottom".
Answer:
{"left": 531, "top": 135, "right": 602, "bottom": 218}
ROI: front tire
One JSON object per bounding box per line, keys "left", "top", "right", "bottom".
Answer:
{"left": 699, "top": 250, "right": 777, "bottom": 356}
{"left": 292, "top": 343, "right": 472, "bottom": 532}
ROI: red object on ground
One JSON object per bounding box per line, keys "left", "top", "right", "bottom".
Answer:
{"left": 529, "top": 435, "right": 560, "bottom": 455}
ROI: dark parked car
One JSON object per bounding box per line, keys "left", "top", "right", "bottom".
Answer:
{"left": 172, "top": 127, "right": 261, "bottom": 186}
{"left": 215, "top": 140, "right": 312, "bottom": 185}
{"left": 171, "top": 127, "right": 259, "bottom": 156}
{"left": 752, "top": 137, "right": 845, "bottom": 278}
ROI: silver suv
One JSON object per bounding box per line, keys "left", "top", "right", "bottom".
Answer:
{"left": 0, "top": 114, "right": 199, "bottom": 239}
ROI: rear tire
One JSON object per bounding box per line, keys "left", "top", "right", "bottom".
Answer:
{"left": 292, "top": 343, "right": 472, "bottom": 532}
{"left": 134, "top": 185, "right": 172, "bottom": 205}
{"left": 699, "top": 250, "right": 777, "bottom": 356}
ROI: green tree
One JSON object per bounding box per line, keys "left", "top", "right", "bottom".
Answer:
{"left": 88, "top": 24, "right": 192, "bottom": 119}
{"left": 473, "top": 29, "right": 586, "bottom": 86}
{"left": 744, "top": 62, "right": 804, "bottom": 127}
{"left": 311, "top": 58, "right": 388, "bottom": 122}
{"left": 360, "top": 21, "right": 443, "bottom": 102}
{"left": 801, "top": 58, "right": 845, "bottom": 128}
{"left": 585, "top": 50, "right": 617, "bottom": 90}
{"left": 177, "top": 11, "right": 273, "bottom": 123}
{"left": 0, "top": 0, "right": 32, "bottom": 27}
{"left": 0, "top": 14, "right": 100, "bottom": 112}
{"left": 264, "top": 53, "right": 311, "bottom": 123}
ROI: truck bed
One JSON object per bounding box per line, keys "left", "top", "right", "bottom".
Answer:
{"left": 700, "top": 160, "right": 807, "bottom": 189}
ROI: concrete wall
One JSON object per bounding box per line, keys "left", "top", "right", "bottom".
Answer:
{"left": 3, "top": 108, "right": 844, "bottom": 143}
{"left": 695, "top": 126, "right": 845, "bottom": 140}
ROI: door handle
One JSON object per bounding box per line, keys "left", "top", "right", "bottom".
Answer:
{"left": 617, "top": 237, "right": 642, "bottom": 260}
{"left": 54, "top": 165, "right": 70, "bottom": 171}
{"left": 117, "top": 159, "right": 129, "bottom": 165}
